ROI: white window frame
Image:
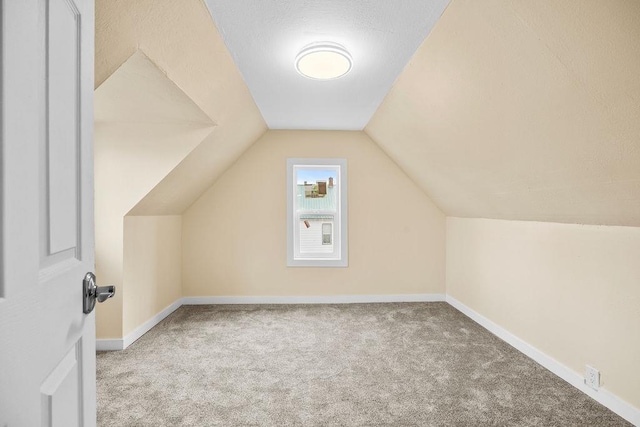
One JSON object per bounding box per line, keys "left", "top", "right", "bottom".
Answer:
{"left": 286, "top": 158, "right": 348, "bottom": 267}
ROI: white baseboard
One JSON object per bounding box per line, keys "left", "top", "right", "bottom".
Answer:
{"left": 181, "top": 293, "right": 446, "bottom": 305}
{"left": 96, "top": 338, "right": 124, "bottom": 351}
{"left": 446, "top": 295, "right": 640, "bottom": 426}
{"left": 122, "top": 299, "right": 183, "bottom": 349}
{"left": 96, "top": 299, "right": 182, "bottom": 351}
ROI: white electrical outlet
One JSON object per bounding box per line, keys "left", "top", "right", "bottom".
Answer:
{"left": 585, "top": 365, "right": 600, "bottom": 390}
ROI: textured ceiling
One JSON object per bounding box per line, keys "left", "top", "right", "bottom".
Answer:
{"left": 204, "top": 0, "right": 449, "bottom": 130}
{"left": 366, "top": 0, "right": 640, "bottom": 227}
{"left": 96, "top": 0, "right": 266, "bottom": 215}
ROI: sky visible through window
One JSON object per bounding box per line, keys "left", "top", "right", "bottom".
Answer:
{"left": 296, "top": 168, "right": 336, "bottom": 185}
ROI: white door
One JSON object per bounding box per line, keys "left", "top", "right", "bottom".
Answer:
{"left": 0, "top": 0, "right": 102, "bottom": 426}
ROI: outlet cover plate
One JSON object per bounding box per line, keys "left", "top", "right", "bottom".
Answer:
{"left": 585, "top": 365, "right": 600, "bottom": 390}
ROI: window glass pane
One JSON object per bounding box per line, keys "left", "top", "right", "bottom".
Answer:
{"left": 287, "top": 158, "right": 347, "bottom": 267}
{"left": 295, "top": 167, "right": 338, "bottom": 212}
{"left": 299, "top": 219, "right": 333, "bottom": 254}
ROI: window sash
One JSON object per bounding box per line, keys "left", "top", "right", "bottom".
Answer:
{"left": 287, "top": 158, "right": 348, "bottom": 267}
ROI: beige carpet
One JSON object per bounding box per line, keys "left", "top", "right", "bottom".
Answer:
{"left": 97, "top": 303, "right": 630, "bottom": 426}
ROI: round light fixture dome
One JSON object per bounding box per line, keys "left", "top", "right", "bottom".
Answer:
{"left": 295, "top": 43, "right": 352, "bottom": 80}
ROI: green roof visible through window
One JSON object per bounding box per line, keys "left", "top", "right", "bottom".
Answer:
{"left": 296, "top": 185, "right": 337, "bottom": 211}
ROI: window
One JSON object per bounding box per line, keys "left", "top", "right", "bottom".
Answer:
{"left": 287, "top": 158, "right": 348, "bottom": 267}
{"left": 322, "top": 223, "right": 332, "bottom": 245}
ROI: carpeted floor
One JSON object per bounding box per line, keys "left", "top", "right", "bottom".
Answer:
{"left": 97, "top": 303, "right": 631, "bottom": 426}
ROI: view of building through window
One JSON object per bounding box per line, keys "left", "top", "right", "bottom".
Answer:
{"left": 287, "top": 159, "right": 347, "bottom": 267}
{"left": 295, "top": 166, "right": 337, "bottom": 255}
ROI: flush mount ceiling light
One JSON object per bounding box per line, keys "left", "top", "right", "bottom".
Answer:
{"left": 295, "top": 43, "right": 352, "bottom": 80}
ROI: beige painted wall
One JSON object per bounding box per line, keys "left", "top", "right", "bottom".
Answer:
{"left": 123, "top": 216, "right": 182, "bottom": 336}
{"left": 94, "top": 122, "right": 203, "bottom": 338}
{"left": 94, "top": 52, "right": 213, "bottom": 339}
{"left": 446, "top": 217, "right": 640, "bottom": 409}
{"left": 94, "top": 122, "right": 208, "bottom": 339}
{"left": 182, "top": 130, "right": 446, "bottom": 297}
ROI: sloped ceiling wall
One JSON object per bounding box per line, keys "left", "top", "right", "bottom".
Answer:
{"left": 366, "top": 0, "right": 640, "bottom": 227}
{"left": 96, "top": 0, "right": 267, "bottom": 215}
{"left": 95, "top": 51, "right": 215, "bottom": 216}
{"left": 94, "top": 51, "right": 216, "bottom": 338}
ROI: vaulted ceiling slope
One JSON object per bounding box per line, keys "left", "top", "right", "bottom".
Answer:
{"left": 366, "top": 0, "right": 640, "bottom": 227}
{"left": 96, "top": 0, "right": 267, "bottom": 215}
{"left": 95, "top": 51, "right": 215, "bottom": 218}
